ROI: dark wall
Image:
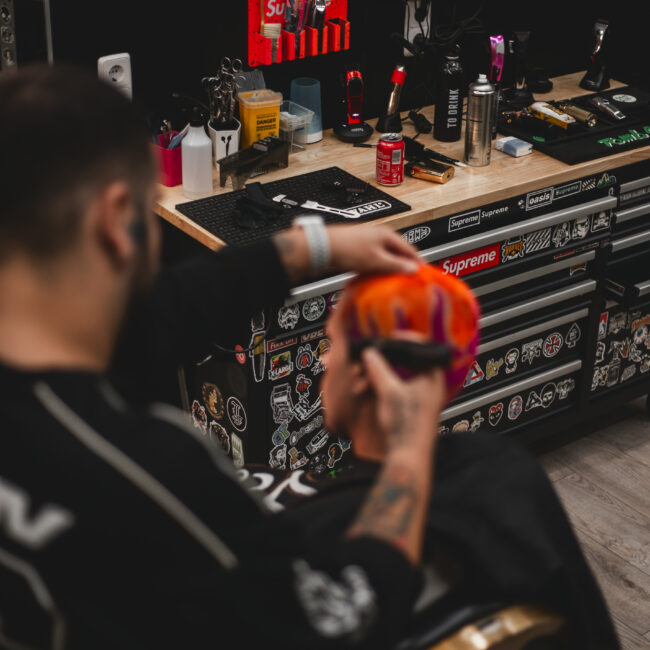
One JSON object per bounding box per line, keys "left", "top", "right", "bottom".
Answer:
{"left": 40, "top": 1, "right": 647, "bottom": 129}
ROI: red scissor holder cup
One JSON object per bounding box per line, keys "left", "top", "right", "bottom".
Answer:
{"left": 248, "top": 0, "right": 349, "bottom": 67}
{"left": 154, "top": 133, "right": 183, "bottom": 187}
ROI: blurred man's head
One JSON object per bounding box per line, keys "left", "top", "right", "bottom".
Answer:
{"left": 0, "top": 65, "right": 160, "bottom": 368}
{"left": 321, "top": 264, "right": 480, "bottom": 452}
{"left": 0, "top": 64, "right": 159, "bottom": 289}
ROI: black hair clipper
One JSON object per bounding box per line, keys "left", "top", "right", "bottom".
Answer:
{"left": 349, "top": 338, "right": 452, "bottom": 373}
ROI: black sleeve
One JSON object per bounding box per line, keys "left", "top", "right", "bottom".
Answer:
{"left": 229, "top": 528, "right": 423, "bottom": 650}
{"left": 109, "top": 239, "right": 290, "bottom": 405}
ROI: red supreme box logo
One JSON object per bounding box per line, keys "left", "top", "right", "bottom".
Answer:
{"left": 439, "top": 243, "right": 500, "bottom": 277}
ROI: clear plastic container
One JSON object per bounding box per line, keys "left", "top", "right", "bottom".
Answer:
{"left": 279, "top": 100, "right": 315, "bottom": 152}
{"left": 238, "top": 89, "right": 283, "bottom": 148}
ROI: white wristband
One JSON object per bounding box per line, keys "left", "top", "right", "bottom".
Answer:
{"left": 293, "top": 215, "right": 331, "bottom": 276}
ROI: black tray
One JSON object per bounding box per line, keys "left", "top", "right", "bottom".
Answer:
{"left": 498, "top": 85, "right": 650, "bottom": 165}
{"left": 176, "top": 166, "right": 411, "bottom": 246}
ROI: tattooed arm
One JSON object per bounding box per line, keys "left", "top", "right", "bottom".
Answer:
{"left": 347, "top": 347, "right": 445, "bottom": 565}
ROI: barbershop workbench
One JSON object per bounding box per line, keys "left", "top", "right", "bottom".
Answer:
{"left": 155, "top": 72, "right": 650, "bottom": 470}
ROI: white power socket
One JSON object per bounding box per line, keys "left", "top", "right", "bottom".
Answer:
{"left": 403, "top": 0, "right": 431, "bottom": 57}
{"left": 97, "top": 53, "right": 133, "bottom": 100}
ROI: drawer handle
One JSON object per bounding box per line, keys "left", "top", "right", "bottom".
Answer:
{"left": 615, "top": 202, "right": 650, "bottom": 224}
{"left": 611, "top": 229, "right": 650, "bottom": 253}
{"left": 472, "top": 252, "right": 595, "bottom": 297}
{"left": 620, "top": 176, "right": 650, "bottom": 194}
{"left": 479, "top": 280, "right": 596, "bottom": 328}
{"left": 478, "top": 308, "right": 589, "bottom": 354}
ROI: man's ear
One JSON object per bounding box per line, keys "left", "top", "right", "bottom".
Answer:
{"left": 350, "top": 361, "right": 371, "bottom": 396}
{"left": 91, "top": 181, "right": 135, "bottom": 269}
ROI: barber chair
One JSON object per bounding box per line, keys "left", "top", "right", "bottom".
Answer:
{"left": 397, "top": 603, "right": 567, "bottom": 650}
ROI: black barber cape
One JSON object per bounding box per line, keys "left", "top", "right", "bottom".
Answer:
{"left": 252, "top": 435, "right": 621, "bottom": 650}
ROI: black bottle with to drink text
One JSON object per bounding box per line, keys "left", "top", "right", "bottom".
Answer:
{"left": 434, "top": 52, "right": 463, "bottom": 142}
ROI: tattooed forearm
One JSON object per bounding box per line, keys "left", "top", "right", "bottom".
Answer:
{"left": 385, "top": 396, "right": 423, "bottom": 446}
{"left": 348, "top": 463, "right": 419, "bottom": 554}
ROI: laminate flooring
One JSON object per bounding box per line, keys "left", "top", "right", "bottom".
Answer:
{"left": 539, "top": 397, "right": 650, "bottom": 649}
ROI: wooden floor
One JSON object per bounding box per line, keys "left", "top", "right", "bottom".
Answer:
{"left": 540, "top": 397, "right": 650, "bottom": 649}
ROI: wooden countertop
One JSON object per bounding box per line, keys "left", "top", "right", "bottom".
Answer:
{"left": 155, "top": 72, "right": 650, "bottom": 251}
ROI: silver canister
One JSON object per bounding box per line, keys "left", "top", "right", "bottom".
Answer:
{"left": 464, "top": 74, "right": 496, "bottom": 166}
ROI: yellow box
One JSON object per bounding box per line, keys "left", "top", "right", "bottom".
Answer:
{"left": 238, "top": 89, "right": 283, "bottom": 148}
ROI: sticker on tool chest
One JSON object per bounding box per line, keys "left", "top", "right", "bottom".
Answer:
{"left": 591, "top": 305, "right": 650, "bottom": 395}
{"left": 438, "top": 211, "right": 609, "bottom": 280}
{"left": 441, "top": 373, "right": 578, "bottom": 436}
{"left": 455, "top": 318, "right": 585, "bottom": 400}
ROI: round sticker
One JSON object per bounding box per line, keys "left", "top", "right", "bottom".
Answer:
{"left": 227, "top": 396, "right": 247, "bottom": 432}
{"left": 328, "top": 290, "right": 343, "bottom": 311}
{"left": 612, "top": 94, "right": 636, "bottom": 104}
{"left": 302, "top": 296, "right": 326, "bottom": 322}
{"left": 201, "top": 383, "right": 224, "bottom": 420}
{"left": 508, "top": 395, "right": 523, "bottom": 421}
{"left": 234, "top": 344, "right": 246, "bottom": 365}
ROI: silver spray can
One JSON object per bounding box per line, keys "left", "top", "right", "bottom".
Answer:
{"left": 464, "top": 73, "right": 496, "bottom": 166}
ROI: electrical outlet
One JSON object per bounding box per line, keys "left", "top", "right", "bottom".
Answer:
{"left": 97, "top": 53, "right": 133, "bottom": 99}
{"left": 0, "top": 0, "right": 16, "bottom": 70}
{"left": 403, "top": 0, "right": 431, "bottom": 57}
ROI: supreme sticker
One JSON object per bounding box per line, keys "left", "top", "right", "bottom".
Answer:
{"left": 439, "top": 244, "right": 500, "bottom": 277}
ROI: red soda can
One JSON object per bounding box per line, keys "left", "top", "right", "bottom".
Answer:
{"left": 376, "top": 133, "right": 405, "bottom": 186}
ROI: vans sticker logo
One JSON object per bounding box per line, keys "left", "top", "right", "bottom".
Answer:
{"left": 347, "top": 200, "right": 392, "bottom": 218}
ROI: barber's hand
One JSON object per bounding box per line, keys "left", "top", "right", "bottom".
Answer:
{"left": 361, "top": 343, "right": 445, "bottom": 454}
{"left": 327, "top": 224, "right": 420, "bottom": 276}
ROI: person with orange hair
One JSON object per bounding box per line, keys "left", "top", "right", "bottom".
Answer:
{"left": 272, "top": 264, "right": 620, "bottom": 649}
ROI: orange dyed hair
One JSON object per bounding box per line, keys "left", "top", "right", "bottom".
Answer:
{"left": 340, "top": 264, "right": 480, "bottom": 399}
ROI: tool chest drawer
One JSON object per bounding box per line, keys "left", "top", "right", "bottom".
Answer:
{"left": 440, "top": 361, "right": 581, "bottom": 436}
{"left": 603, "top": 250, "right": 650, "bottom": 304}
{"left": 590, "top": 296, "right": 650, "bottom": 396}
{"left": 472, "top": 251, "right": 596, "bottom": 314}
{"left": 455, "top": 303, "right": 590, "bottom": 402}
{"left": 615, "top": 173, "right": 650, "bottom": 237}
{"left": 420, "top": 196, "right": 614, "bottom": 287}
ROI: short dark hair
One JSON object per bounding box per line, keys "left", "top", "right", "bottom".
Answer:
{"left": 0, "top": 65, "right": 156, "bottom": 263}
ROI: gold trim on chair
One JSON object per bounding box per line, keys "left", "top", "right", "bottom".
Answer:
{"left": 430, "top": 604, "right": 566, "bottom": 650}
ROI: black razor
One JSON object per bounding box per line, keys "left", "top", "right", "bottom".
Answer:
{"left": 349, "top": 339, "right": 452, "bottom": 372}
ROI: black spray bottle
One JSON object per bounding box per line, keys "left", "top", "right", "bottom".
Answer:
{"left": 434, "top": 46, "right": 463, "bottom": 142}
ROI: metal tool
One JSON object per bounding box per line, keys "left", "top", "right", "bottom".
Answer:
{"left": 202, "top": 57, "right": 244, "bottom": 127}
{"left": 589, "top": 96, "right": 626, "bottom": 120}
{"left": 272, "top": 194, "right": 359, "bottom": 219}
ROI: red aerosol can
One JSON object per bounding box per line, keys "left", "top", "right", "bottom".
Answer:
{"left": 376, "top": 133, "right": 404, "bottom": 186}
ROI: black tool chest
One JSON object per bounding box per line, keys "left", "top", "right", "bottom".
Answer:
{"left": 181, "top": 157, "right": 650, "bottom": 468}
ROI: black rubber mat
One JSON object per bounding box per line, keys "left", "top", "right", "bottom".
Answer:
{"left": 498, "top": 85, "right": 650, "bottom": 165}
{"left": 175, "top": 166, "right": 411, "bottom": 246}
